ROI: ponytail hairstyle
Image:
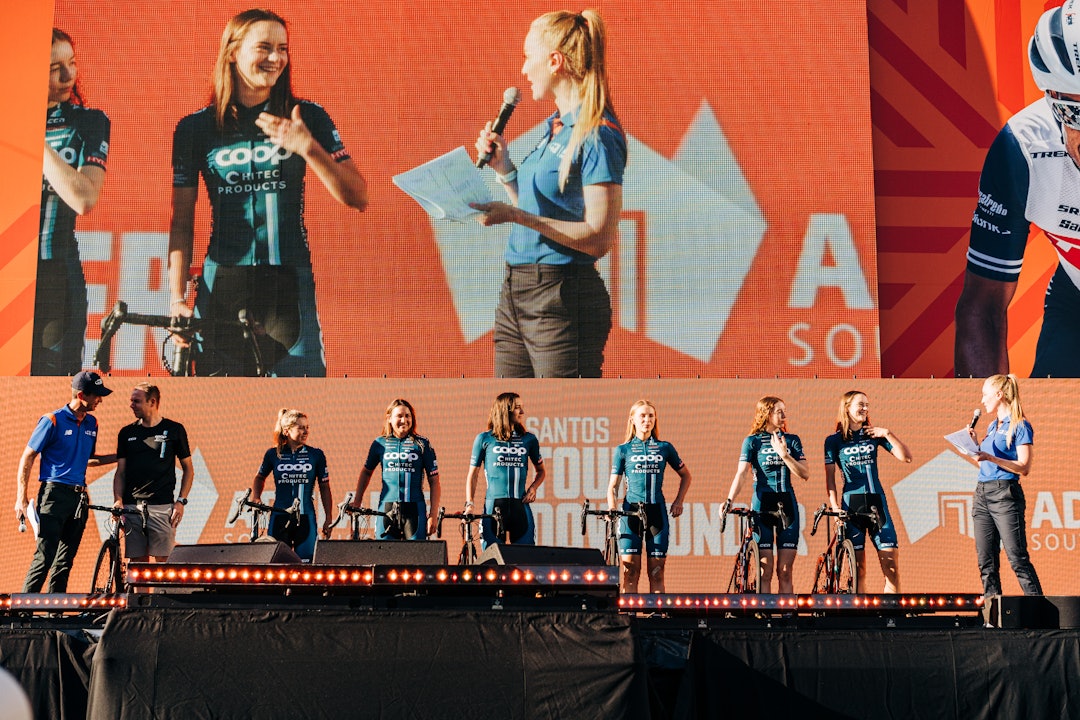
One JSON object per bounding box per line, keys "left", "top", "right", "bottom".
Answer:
{"left": 381, "top": 398, "right": 425, "bottom": 453}
{"left": 623, "top": 399, "right": 660, "bottom": 443}
{"left": 532, "top": 9, "right": 618, "bottom": 191}
{"left": 987, "top": 374, "right": 1026, "bottom": 447}
{"left": 488, "top": 392, "right": 525, "bottom": 441}
{"left": 835, "top": 391, "right": 868, "bottom": 442}
{"left": 211, "top": 9, "right": 295, "bottom": 131}
{"left": 273, "top": 408, "right": 307, "bottom": 457}
{"left": 52, "top": 28, "right": 85, "bottom": 106}
{"left": 750, "top": 396, "right": 786, "bottom": 435}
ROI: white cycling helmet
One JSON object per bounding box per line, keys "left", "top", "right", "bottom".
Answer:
{"left": 1030, "top": 0, "right": 1080, "bottom": 94}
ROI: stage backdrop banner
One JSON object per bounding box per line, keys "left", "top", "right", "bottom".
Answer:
{"left": 0, "top": 0, "right": 881, "bottom": 378}
{"left": 1, "top": 377, "right": 1077, "bottom": 595}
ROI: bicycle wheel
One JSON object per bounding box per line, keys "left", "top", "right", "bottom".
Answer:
{"left": 90, "top": 542, "right": 120, "bottom": 594}
{"left": 743, "top": 541, "right": 761, "bottom": 593}
{"left": 811, "top": 553, "right": 829, "bottom": 593}
{"left": 836, "top": 539, "right": 858, "bottom": 594}
{"left": 725, "top": 551, "right": 742, "bottom": 593}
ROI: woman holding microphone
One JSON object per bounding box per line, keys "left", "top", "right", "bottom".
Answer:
{"left": 954, "top": 375, "right": 1042, "bottom": 597}
{"left": 472, "top": 9, "right": 627, "bottom": 378}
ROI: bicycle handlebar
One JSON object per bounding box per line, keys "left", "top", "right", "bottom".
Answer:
{"left": 84, "top": 501, "right": 149, "bottom": 534}
{"left": 329, "top": 492, "right": 389, "bottom": 530}
{"left": 810, "top": 502, "right": 882, "bottom": 536}
{"left": 227, "top": 489, "right": 301, "bottom": 524}
{"left": 579, "top": 498, "right": 645, "bottom": 536}
{"left": 435, "top": 506, "right": 503, "bottom": 540}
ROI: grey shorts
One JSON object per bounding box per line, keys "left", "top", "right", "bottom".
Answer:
{"left": 123, "top": 503, "right": 176, "bottom": 558}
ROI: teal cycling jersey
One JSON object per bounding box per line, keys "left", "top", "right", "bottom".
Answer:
{"left": 823, "top": 429, "right": 893, "bottom": 496}
{"left": 470, "top": 430, "right": 542, "bottom": 500}
{"left": 363, "top": 434, "right": 439, "bottom": 504}
{"left": 40, "top": 102, "right": 109, "bottom": 260}
{"left": 257, "top": 445, "right": 329, "bottom": 515}
{"left": 611, "top": 437, "right": 684, "bottom": 505}
{"left": 172, "top": 100, "right": 349, "bottom": 267}
{"left": 739, "top": 432, "right": 805, "bottom": 494}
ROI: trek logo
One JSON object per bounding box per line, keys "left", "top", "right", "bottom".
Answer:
{"left": 214, "top": 144, "right": 293, "bottom": 167}
{"left": 493, "top": 446, "right": 528, "bottom": 456}
{"left": 384, "top": 451, "right": 419, "bottom": 462}
{"left": 277, "top": 462, "right": 313, "bottom": 473}
{"left": 630, "top": 453, "right": 664, "bottom": 463}
{"left": 1031, "top": 150, "right": 1069, "bottom": 159}
{"left": 841, "top": 444, "right": 875, "bottom": 455}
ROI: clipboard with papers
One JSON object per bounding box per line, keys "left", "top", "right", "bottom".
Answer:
{"left": 944, "top": 428, "right": 980, "bottom": 457}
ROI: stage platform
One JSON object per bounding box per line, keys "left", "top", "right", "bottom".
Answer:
{"left": 0, "top": 575, "right": 1076, "bottom": 719}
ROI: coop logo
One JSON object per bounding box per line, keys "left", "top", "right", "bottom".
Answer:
{"left": 432, "top": 100, "right": 768, "bottom": 362}
{"left": 493, "top": 446, "right": 528, "bottom": 456}
{"left": 384, "top": 451, "right": 419, "bottom": 462}
{"left": 277, "top": 462, "right": 313, "bottom": 473}
{"left": 842, "top": 444, "right": 875, "bottom": 455}
{"left": 215, "top": 144, "right": 292, "bottom": 167}
{"left": 630, "top": 453, "right": 664, "bottom": 463}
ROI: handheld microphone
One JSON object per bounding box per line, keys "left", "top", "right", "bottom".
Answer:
{"left": 476, "top": 87, "right": 521, "bottom": 169}
{"left": 969, "top": 409, "right": 981, "bottom": 430}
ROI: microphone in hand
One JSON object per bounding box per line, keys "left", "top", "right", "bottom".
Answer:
{"left": 968, "top": 408, "right": 981, "bottom": 430}
{"left": 476, "top": 87, "right": 521, "bottom": 169}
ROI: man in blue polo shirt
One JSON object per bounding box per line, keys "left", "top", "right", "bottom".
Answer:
{"left": 14, "top": 371, "right": 116, "bottom": 592}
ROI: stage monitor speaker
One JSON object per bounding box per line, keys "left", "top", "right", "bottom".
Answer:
{"left": 167, "top": 541, "right": 302, "bottom": 564}
{"left": 477, "top": 544, "right": 605, "bottom": 566}
{"left": 312, "top": 540, "right": 447, "bottom": 566}
{"left": 999, "top": 595, "right": 1080, "bottom": 629}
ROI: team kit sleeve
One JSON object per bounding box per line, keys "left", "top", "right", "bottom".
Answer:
{"left": 789, "top": 434, "right": 806, "bottom": 461}
{"left": 363, "top": 439, "right": 383, "bottom": 472}
{"left": 316, "top": 449, "right": 330, "bottom": 483}
{"left": 579, "top": 122, "right": 627, "bottom": 186}
{"left": 172, "top": 115, "right": 200, "bottom": 188}
{"left": 664, "top": 442, "right": 685, "bottom": 471}
{"left": 469, "top": 433, "right": 486, "bottom": 468}
{"left": 80, "top": 109, "right": 110, "bottom": 171}
{"left": 525, "top": 434, "right": 543, "bottom": 465}
{"left": 257, "top": 448, "right": 276, "bottom": 478}
{"left": 823, "top": 434, "right": 838, "bottom": 465}
{"left": 738, "top": 435, "right": 755, "bottom": 463}
{"left": 610, "top": 443, "right": 625, "bottom": 475}
{"left": 300, "top": 102, "right": 350, "bottom": 162}
{"left": 27, "top": 415, "right": 56, "bottom": 454}
{"left": 966, "top": 126, "right": 1032, "bottom": 282}
{"left": 423, "top": 443, "right": 439, "bottom": 476}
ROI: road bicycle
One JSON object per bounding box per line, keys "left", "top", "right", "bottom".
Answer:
{"left": 79, "top": 497, "right": 149, "bottom": 594}
{"left": 720, "top": 500, "right": 790, "bottom": 594}
{"left": 809, "top": 503, "right": 881, "bottom": 594}
{"left": 435, "top": 506, "right": 504, "bottom": 565}
{"left": 94, "top": 299, "right": 265, "bottom": 376}
{"left": 227, "top": 488, "right": 302, "bottom": 543}
{"left": 578, "top": 499, "right": 647, "bottom": 566}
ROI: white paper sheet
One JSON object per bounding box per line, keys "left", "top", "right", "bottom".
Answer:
{"left": 392, "top": 146, "right": 494, "bottom": 221}
{"left": 944, "top": 428, "right": 979, "bottom": 457}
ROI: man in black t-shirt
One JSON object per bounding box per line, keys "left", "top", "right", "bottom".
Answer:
{"left": 114, "top": 383, "right": 193, "bottom": 561}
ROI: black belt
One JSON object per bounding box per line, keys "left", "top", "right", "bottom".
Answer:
{"left": 44, "top": 481, "right": 85, "bottom": 493}
{"left": 507, "top": 262, "right": 595, "bottom": 278}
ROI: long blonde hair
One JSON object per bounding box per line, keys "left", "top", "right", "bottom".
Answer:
{"left": 835, "top": 390, "right": 868, "bottom": 442}
{"left": 750, "top": 396, "right": 786, "bottom": 435}
{"left": 211, "top": 9, "right": 295, "bottom": 131}
{"left": 273, "top": 408, "right": 307, "bottom": 456}
{"left": 623, "top": 399, "right": 660, "bottom": 443}
{"left": 533, "top": 9, "right": 618, "bottom": 191}
{"left": 987, "top": 374, "right": 1026, "bottom": 447}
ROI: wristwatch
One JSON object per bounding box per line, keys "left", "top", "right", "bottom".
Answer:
{"left": 176, "top": 497, "right": 188, "bottom": 506}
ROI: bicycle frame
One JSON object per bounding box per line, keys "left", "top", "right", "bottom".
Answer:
{"left": 810, "top": 503, "right": 880, "bottom": 594}
{"left": 80, "top": 498, "right": 148, "bottom": 594}
{"left": 435, "top": 506, "right": 503, "bottom": 565}
{"left": 579, "top": 499, "right": 647, "bottom": 566}
{"left": 227, "top": 488, "right": 302, "bottom": 543}
{"left": 329, "top": 492, "right": 391, "bottom": 540}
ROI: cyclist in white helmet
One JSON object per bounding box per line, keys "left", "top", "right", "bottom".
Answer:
{"left": 956, "top": 0, "right": 1080, "bottom": 378}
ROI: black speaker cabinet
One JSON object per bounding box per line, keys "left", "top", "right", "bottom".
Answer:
{"left": 312, "top": 539, "right": 448, "bottom": 566}
{"left": 999, "top": 595, "right": 1080, "bottom": 629}
{"left": 167, "top": 541, "right": 302, "bottom": 564}
{"left": 477, "top": 544, "right": 605, "bottom": 566}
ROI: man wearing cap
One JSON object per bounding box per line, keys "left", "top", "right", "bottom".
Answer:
{"left": 113, "top": 382, "right": 193, "bottom": 563}
{"left": 14, "top": 371, "right": 117, "bottom": 592}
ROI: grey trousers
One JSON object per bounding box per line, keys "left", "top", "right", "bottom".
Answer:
{"left": 494, "top": 263, "right": 611, "bottom": 378}
{"left": 972, "top": 479, "right": 1042, "bottom": 596}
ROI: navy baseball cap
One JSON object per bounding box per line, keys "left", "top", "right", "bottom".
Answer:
{"left": 71, "top": 370, "right": 113, "bottom": 396}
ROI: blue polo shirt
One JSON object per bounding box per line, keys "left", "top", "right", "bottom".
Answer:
{"left": 506, "top": 108, "right": 626, "bottom": 265}
{"left": 978, "top": 418, "right": 1033, "bottom": 482}
{"left": 28, "top": 405, "right": 99, "bottom": 486}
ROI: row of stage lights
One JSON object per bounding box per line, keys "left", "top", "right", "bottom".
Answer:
{"left": 619, "top": 593, "right": 985, "bottom": 612}
{"left": 126, "top": 563, "right": 615, "bottom": 589}
{"left": 2, "top": 593, "right": 127, "bottom": 612}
